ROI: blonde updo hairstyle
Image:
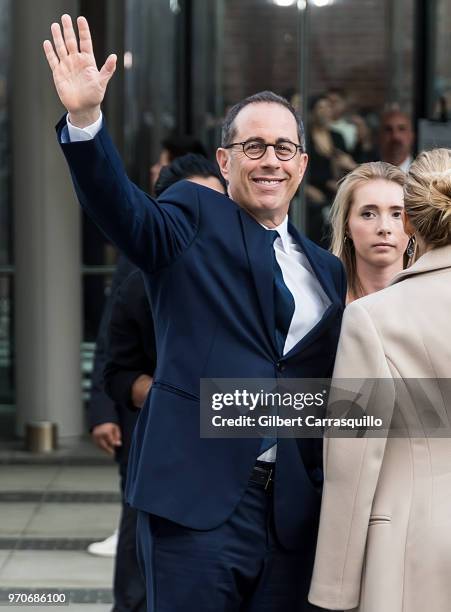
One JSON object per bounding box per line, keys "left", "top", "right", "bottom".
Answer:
{"left": 330, "top": 162, "right": 406, "bottom": 300}
{"left": 404, "top": 148, "right": 451, "bottom": 248}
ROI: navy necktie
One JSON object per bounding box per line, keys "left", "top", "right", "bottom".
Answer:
{"left": 269, "top": 230, "right": 295, "bottom": 356}
{"left": 259, "top": 230, "right": 296, "bottom": 455}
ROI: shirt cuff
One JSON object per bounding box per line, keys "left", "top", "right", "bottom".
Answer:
{"left": 65, "top": 112, "right": 103, "bottom": 142}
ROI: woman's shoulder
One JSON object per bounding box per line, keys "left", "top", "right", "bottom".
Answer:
{"left": 345, "top": 282, "right": 407, "bottom": 320}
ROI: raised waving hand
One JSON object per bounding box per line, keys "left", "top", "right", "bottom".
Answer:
{"left": 43, "top": 14, "right": 116, "bottom": 127}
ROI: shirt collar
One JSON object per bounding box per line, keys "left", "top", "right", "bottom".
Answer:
{"left": 260, "top": 216, "right": 291, "bottom": 252}
{"left": 398, "top": 155, "right": 413, "bottom": 173}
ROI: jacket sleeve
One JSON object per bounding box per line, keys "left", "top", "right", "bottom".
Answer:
{"left": 86, "top": 292, "right": 118, "bottom": 429}
{"left": 57, "top": 116, "right": 199, "bottom": 274}
{"left": 308, "top": 300, "right": 394, "bottom": 610}
{"left": 86, "top": 256, "right": 137, "bottom": 428}
{"left": 103, "top": 271, "right": 156, "bottom": 410}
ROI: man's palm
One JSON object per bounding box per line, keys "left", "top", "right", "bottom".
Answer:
{"left": 52, "top": 52, "right": 104, "bottom": 113}
{"left": 43, "top": 14, "right": 116, "bottom": 120}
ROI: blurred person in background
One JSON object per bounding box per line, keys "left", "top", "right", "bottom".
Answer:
{"left": 87, "top": 252, "right": 147, "bottom": 612}
{"left": 149, "top": 135, "right": 206, "bottom": 194}
{"left": 306, "top": 93, "right": 357, "bottom": 247}
{"left": 87, "top": 255, "right": 135, "bottom": 559}
{"left": 327, "top": 87, "right": 358, "bottom": 154}
{"left": 282, "top": 86, "right": 302, "bottom": 113}
{"left": 327, "top": 87, "right": 377, "bottom": 163}
{"left": 329, "top": 161, "right": 410, "bottom": 303}
{"left": 154, "top": 153, "right": 226, "bottom": 196}
{"left": 432, "top": 92, "right": 450, "bottom": 121}
{"left": 348, "top": 112, "right": 378, "bottom": 164}
{"left": 88, "top": 154, "right": 225, "bottom": 612}
{"left": 379, "top": 109, "right": 415, "bottom": 172}
{"left": 309, "top": 147, "right": 451, "bottom": 612}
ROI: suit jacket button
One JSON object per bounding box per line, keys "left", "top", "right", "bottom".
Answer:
{"left": 277, "top": 361, "right": 286, "bottom": 372}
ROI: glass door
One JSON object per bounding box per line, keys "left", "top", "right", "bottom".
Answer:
{"left": 189, "top": 0, "right": 416, "bottom": 245}
{"left": 0, "top": 0, "right": 14, "bottom": 438}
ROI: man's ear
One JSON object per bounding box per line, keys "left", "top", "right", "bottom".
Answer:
{"left": 216, "top": 148, "right": 230, "bottom": 182}
{"left": 298, "top": 152, "right": 308, "bottom": 181}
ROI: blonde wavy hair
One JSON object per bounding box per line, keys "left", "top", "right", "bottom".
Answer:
{"left": 404, "top": 148, "right": 451, "bottom": 248}
{"left": 330, "top": 162, "right": 406, "bottom": 300}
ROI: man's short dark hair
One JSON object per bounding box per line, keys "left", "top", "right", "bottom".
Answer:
{"left": 161, "top": 135, "right": 207, "bottom": 161}
{"left": 221, "top": 91, "right": 305, "bottom": 150}
{"left": 155, "top": 153, "right": 226, "bottom": 198}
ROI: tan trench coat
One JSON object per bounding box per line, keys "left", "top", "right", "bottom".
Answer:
{"left": 309, "top": 244, "right": 451, "bottom": 612}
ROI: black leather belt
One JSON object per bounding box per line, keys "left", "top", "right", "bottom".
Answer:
{"left": 249, "top": 461, "right": 275, "bottom": 492}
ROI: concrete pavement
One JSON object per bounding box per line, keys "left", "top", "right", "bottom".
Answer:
{"left": 0, "top": 438, "right": 121, "bottom": 611}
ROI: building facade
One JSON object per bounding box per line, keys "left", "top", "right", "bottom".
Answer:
{"left": 0, "top": 0, "right": 450, "bottom": 440}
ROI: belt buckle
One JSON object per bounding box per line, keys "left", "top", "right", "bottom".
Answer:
{"left": 264, "top": 467, "right": 273, "bottom": 491}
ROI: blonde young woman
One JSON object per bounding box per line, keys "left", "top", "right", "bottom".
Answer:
{"left": 330, "top": 162, "right": 411, "bottom": 302}
{"left": 309, "top": 148, "right": 451, "bottom": 612}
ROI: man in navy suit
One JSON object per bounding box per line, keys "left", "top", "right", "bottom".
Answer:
{"left": 87, "top": 254, "right": 150, "bottom": 612}
{"left": 44, "top": 15, "right": 345, "bottom": 611}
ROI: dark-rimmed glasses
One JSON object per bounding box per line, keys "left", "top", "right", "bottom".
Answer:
{"left": 224, "top": 139, "right": 303, "bottom": 161}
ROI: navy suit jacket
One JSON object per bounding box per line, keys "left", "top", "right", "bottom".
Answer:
{"left": 58, "top": 117, "right": 346, "bottom": 550}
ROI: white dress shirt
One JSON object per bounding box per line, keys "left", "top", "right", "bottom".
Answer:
{"left": 266, "top": 217, "right": 330, "bottom": 355}
{"left": 257, "top": 218, "right": 330, "bottom": 461}
{"left": 65, "top": 115, "right": 331, "bottom": 462}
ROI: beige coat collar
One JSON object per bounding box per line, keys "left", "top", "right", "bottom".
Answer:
{"left": 391, "top": 243, "right": 451, "bottom": 285}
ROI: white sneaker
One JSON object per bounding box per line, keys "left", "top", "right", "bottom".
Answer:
{"left": 87, "top": 530, "right": 118, "bottom": 557}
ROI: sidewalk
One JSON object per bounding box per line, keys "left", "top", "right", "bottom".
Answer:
{"left": 0, "top": 437, "right": 121, "bottom": 611}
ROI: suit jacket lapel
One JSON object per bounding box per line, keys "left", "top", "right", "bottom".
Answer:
{"left": 284, "top": 221, "right": 341, "bottom": 358}
{"left": 238, "top": 212, "right": 342, "bottom": 360}
{"left": 288, "top": 222, "right": 334, "bottom": 301}
{"left": 238, "top": 208, "right": 277, "bottom": 354}
{"left": 283, "top": 301, "right": 341, "bottom": 359}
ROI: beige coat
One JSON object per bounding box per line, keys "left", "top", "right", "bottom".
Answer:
{"left": 308, "top": 244, "right": 451, "bottom": 612}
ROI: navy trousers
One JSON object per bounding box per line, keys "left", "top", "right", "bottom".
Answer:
{"left": 136, "top": 478, "right": 320, "bottom": 612}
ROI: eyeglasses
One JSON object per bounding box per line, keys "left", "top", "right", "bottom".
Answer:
{"left": 224, "top": 140, "right": 303, "bottom": 161}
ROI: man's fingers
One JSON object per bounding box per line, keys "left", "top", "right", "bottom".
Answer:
{"left": 104, "top": 431, "right": 120, "bottom": 448}
{"left": 92, "top": 432, "right": 113, "bottom": 454}
{"left": 43, "top": 40, "right": 59, "bottom": 72}
{"left": 99, "top": 54, "right": 117, "bottom": 84}
{"left": 111, "top": 428, "right": 122, "bottom": 446}
{"left": 98, "top": 435, "right": 114, "bottom": 455}
{"left": 61, "top": 14, "right": 78, "bottom": 54}
{"left": 51, "top": 22, "right": 68, "bottom": 61}
{"left": 77, "top": 16, "right": 93, "bottom": 55}
{"left": 114, "top": 435, "right": 122, "bottom": 446}
{"left": 92, "top": 424, "right": 121, "bottom": 455}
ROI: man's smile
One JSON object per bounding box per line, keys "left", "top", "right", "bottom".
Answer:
{"left": 251, "top": 177, "right": 285, "bottom": 186}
